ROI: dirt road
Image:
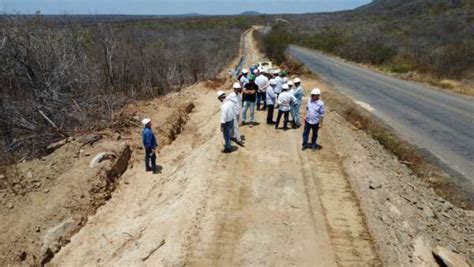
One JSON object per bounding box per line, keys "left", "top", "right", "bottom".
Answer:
{"left": 49, "top": 28, "right": 378, "bottom": 266}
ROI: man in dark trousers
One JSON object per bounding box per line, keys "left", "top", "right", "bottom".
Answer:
{"left": 302, "top": 88, "right": 325, "bottom": 151}
{"left": 142, "top": 118, "right": 158, "bottom": 173}
{"left": 275, "top": 84, "right": 296, "bottom": 130}
{"left": 242, "top": 74, "right": 258, "bottom": 128}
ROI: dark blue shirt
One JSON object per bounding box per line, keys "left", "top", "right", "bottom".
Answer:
{"left": 142, "top": 127, "right": 157, "bottom": 150}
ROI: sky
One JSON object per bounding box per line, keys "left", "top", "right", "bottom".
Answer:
{"left": 1, "top": 0, "right": 372, "bottom": 15}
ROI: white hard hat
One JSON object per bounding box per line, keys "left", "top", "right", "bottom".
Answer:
{"left": 293, "top": 78, "right": 301, "bottom": 83}
{"left": 242, "top": 69, "right": 248, "bottom": 74}
{"left": 142, "top": 118, "right": 151, "bottom": 126}
{"left": 283, "top": 77, "right": 289, "bottom": 83}
{"left": 233, "top": 82, "right": 242, "bottom": 89}
{"left": 216, "top": 90, "right": 226, "bottom": 98}
{"left": 270, "top": 79, "right": 276, "bottom": 85}
{"left": 282, "top": 84, "right": 290, "bottom": 90}
{"left": 287, "top": 80, "right": 294, "bottom": 86}
{"left": 311, "top": 88, "right": 321, "bottom": 95}
{"left": 253, "top": 69, "right": 259, "bottom": 74}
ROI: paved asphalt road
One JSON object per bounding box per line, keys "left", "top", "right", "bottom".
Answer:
{"left": 289, "top": 45, "right": 474, "bottom": 191}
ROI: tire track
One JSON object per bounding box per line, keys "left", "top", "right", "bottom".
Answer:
{"left": 305, "top": 138, "right": 380, "bottom": 266}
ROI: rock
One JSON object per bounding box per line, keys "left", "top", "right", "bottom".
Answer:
{"left": 32, "top": 180, "right": 41, "bottom": 189}
{"left": 432, "top": 246, "right": 469, "bottom": 267}
{"left": 114, "top": 132, "right": 122, "bottom": 140}
{"left": 18, "top": 251, "right": 27, "bottom": 261}
{"left": 26, "top": 171, "right": 33, "bottom": 179}
{"left": 40, "top": 217, "right": 77, "bottom": 264}
{"left": 6, "top": 202, "right": 14, "bottom": 209}
{"left": 44, "top": 189, "right": 50, "bottom": 193}
{"left": 36, "top": 226, "right": 41, "bottom": 233}
{"left": 423, "top": 205, "right": 435, "bottom": 218}
{"left": 0, "top": 174, "right": 5, "bottom": 180}
{"left": 369, "top": 180, "right": 382, "bottom": 190}
{"left": 412, "top": 237, "right": 438, "bottom": 267}
{"left": 47, "top": 139, "right": 68, "bottom": 152}
{"left": 89, "top": 152, "right": 117, "bottom": 168}
{"left": 79, "top": 134, "right": 102, "bottom": 146}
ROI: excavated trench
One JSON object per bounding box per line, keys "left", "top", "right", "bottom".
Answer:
{"left": 41, "top": 101, "right": 196, "bottom": 266}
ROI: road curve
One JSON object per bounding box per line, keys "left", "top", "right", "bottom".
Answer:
{"left": 289, "top": 45, "right": 474, "bottom": 191}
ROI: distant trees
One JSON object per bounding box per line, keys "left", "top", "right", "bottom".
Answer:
{"left": 0, "top": 15, "right": 247, "bottom": 161}
{"left": 280, "top": 3, "right": 474, "bottom": 79}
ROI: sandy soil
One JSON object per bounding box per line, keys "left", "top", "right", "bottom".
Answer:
{"left": 1, "top": 27, "right": 471, "bottom": 266}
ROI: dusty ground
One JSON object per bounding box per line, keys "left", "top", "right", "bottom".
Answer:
{"left": 1, "top": 28, "right": 472, "bottom": 266}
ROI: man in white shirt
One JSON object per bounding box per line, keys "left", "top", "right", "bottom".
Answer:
{"left": 274, "top": 72, "right": 283, "bottom": 108}
{"left": 302, "top": 88, "right": 325, "bottom": 151}
{"left": 239, "top": 69, "right": 249, "bottom": 87}
{"left": 217, "top": 90, "right": 236, "bottom": 153}
{"left": 291, "top": 77, "right": 305, "bottom": 128}
{"left": 226, "top": 82, "right": 245, "bottom": 147}
{"left": 266, "top": 79, "right": 277, "bottom": 124}
{"left": 255, "top": 72, "right": 269, "bottom": 110}
{"left": 275, "top": 84, "right": 296, "bottom": 130}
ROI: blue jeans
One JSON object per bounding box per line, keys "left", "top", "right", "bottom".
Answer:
{"left": 291, "top": 102, "right": 302, "bottom": 126}
{"left": 302, "top": 121, "right": 319, "bottom": 148}
{"left": 223, "top": 120, "right": 233, "bottom": 150}
{"left": 242, "top": 101, "right": 255, "bottom": 123}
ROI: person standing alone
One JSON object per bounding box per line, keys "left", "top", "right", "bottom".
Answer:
{"left": 302, "top": 88, "right": 325, "bottom": 151}
{"left": 142, "top": 118, "right": 158, "bottom": 173}
{"left": 217, "top": 90, "right": 236, "bottom": 153}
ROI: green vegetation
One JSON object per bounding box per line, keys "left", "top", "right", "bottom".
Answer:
{"left": 262, "top": 1, "right": 474, "bottom": 81}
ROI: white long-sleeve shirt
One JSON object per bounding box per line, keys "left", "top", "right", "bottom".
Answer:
{"left": 220, "top": 100, "right": 236, "bottom": 124}
{"left": 305, "top": 99, "right": 325, "bottom": 125}
{"left": 274, "top": 76, "right": 283, "bottom": 94}
{"left": 266, "top": 85, "right": 276, "bottom": 105}
{"left": 277, "top": 91, "right": 296, "bottom": 112}
{"left": 255, "top": 74, "right": 269, "bottom": 93}
{"left": 226, "top": 92, "right": 242, "bottom": 116}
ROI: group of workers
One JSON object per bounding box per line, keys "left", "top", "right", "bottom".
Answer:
{"left": 140, "top": 64, "right": 326, "bottom": 173}
{"left": 218, "top": 66, "right": 325, "bottom": 153}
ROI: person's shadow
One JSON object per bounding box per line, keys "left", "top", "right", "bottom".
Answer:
{"left": 153, "top": 165, "right": 163, "bottom": 174}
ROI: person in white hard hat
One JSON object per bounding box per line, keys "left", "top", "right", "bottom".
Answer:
{"left": 217, "top": 90, "right": 236, "bottom": 153}
{"left": 142, "top": 118, "right": 159, "bottom": 173}
{"left": 255, "top": 71, "right": 269, "bottom": 111}
{"left": 302, "top": 88, "right": 325, "bottom": 151}
{"left": 291, "top": 77, "right": 304, "bottom": 128}
{"left": 266, "top": 79, "right": 277, "bottom": 124}
{"left": 287, "top": 80, "right": 294, "bottom": 93}
{"left": 239, "top": 69, "right": 249, "bottom": 87}
{"left": 226, "top": 82, "right": 245, "bottom": 147}
{"left": 274, "top": 71, "right": 284, "bottom": 108}
{"left": 275, "top": 83, "right": 296, "bottom": 130}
